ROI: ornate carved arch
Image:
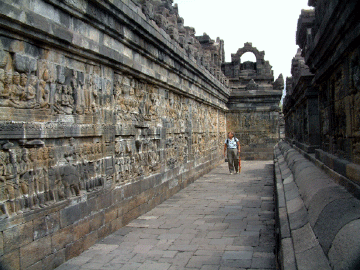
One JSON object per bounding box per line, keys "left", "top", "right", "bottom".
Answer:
{"left": 231, "top": 42, "right": 265, "bottom": 63}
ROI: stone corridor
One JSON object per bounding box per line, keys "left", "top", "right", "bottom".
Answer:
{"left": 55, "top": 161, "right": 276, "bottom": 270}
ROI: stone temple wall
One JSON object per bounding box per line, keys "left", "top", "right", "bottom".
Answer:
{"left": 279, "top": 1, "right": 360, "bottom": 269}
{"left": 222, "top": 43, "right": 283, "bottom": 160}
{"left": 285, "top": 0, "right": 360, "bottom": 187}
{"left": 0, "top": 0, "right": 229, "bottom": 268}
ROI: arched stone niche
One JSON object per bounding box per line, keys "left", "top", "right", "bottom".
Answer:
{"left": 231, "top": 42, "right": 265, "bottom": 66}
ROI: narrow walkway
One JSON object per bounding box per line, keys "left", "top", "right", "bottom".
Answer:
{"left": 56, "top": 161, "right": 276, "bottom": 270}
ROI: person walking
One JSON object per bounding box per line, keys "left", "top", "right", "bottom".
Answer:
{"left": 224, "top": 132, "right": 240, "bottom": 174}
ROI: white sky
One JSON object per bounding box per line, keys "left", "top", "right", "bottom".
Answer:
{"left": 173, "top": 0, "right": 312, "bottom": 82}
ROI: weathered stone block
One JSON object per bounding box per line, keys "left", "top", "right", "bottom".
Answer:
{"left": 59, "top": 204, "right": 82, "bottom": 228}
{"left": 3, "top": 222, "right": 34, "bottom": 253}
{"left": 97, "top": 223, "right": 112, "bottom": 240}
{"left": 292, "top": 223, "right": 318, "bottom": 254}
{"left": 0, "top": 232, "right": 3, "bottom": 256}
{"left": 89, "top": 212, "right": 105, "bottom": 231}
{"left": 328, "top": 219, "right": 360, "bottom": 270}
{"left": 51, "top": 225, "right": 75, "bottom": 251}
{"left": 13, "top": 53, "right": 37, "bottom": 73}
{"left": 307, "top": 186, "right": 352, "bottom": 227}
{"left": 105, "top": 206, "right": 118, "bottom": 224}
{"left": 346, "top": 163, "right": 360, "bottom": 184}
{"left": 0, "top": 248, "right": 20, "bottom": 270}
{"left": 97, "top": 192, "right": 113, "bottom": 210}
{"left": 123, "top": 206, "right": 141, "bottom": 225}
{"left": 72, "top": 219, "right": 91, "bottom": 241}
{"left": 20, "top": 235, "right": 52, "bottom": 269}
{"left": 65, "top": 231, "right": 98, "bottom": 261}
{"left": 110, "top": 216, "right": 124, "bottom": 232}
{"left": 33, "top": 212, "right": 60, "bottom": 240}
{"left": 42, "top": 248, "right": 66, "bottom": 270}
{"left": 314, "top": 198, "right": 360, "bottom": 254}
{"left": 0, "top": 41, "right": 7, "bottom": 67}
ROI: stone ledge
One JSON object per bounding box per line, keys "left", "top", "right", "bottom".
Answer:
{"left": 315, "top": 149, "right": 360, "bottom": 188}
{"left": 274, "top": 141, "right": 360, "bottom": 270}
{"left": 294, "top": 141, "right": 318, "bottom": 154}
{"left": 290, "top": 143, "right": 360, "bottom": 200}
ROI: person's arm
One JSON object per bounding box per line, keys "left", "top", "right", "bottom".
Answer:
{"left": 237, "top": 141, "right": 241, "bottom": 154}
{"left": 224, "top": 143, "right": 227, "bottom": 157}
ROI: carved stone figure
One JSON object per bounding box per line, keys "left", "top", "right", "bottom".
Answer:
{"left": 2, "top": 72, "right": 12, "bottom": 99}
{"left": 58, "top": 165, "right": 81, "bottom": 198}
{"left": 4, "top": 149, "right": 21, "bottom": 215}
{"left": 54, "top": 84, "right": 74, "bottom": 114}
{"left": 10, "top": 72, "right": 23, "bottom": 101}
{"left": 38, "top": 80, "right": 49, "bottom": 108}
{"left": 0, "top": 152, "right": 8, "bottom": 215}
{"left": 26, "top": 75, "right": 37, "bottom": 104}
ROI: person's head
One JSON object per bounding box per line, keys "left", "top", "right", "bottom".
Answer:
{"left": 228, "top": 132, "right": 234, "bottom": 139}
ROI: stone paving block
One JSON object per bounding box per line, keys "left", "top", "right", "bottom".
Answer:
{"left": 167, "top": 244, "right": 198, "bottom": 252}
{"left": 161, "top": 250, "right": 178, "bottom": 258}
{"left": 209, "top": 238, "right": 233, "bottom": 246}
{"left": 64, "top": 254, "right": 92, "bottom": 265}
{"left": 54, "top": 162, "right": 275, "bottom": 270}
{"left": 173, "top": 239, "right": 191, "bottom": 246}
{"left": 186, "top": 255, "right": 221, "bottom": 268}
{"left": 206, "top": 231, "right": 223, "bottom": 239}
{"left": 178, "top": 233, "right": 197, "bottom": 241}
{"left": 200, "top": 265, "right": 220, "bottom": 270}
{"left": 223, "top": 229, "right": 242, "bottom": 237}
{"left": 102, "top": 262, "right": 125, "bottom": 269}
{"left": 233, "top": 235, "right": 259, "bottom": 247}
{"left": 220, "top": 259, "right": 252, "bottom": 268}
{"left": 137, "top": 260, "right": 171, "bottom": 270}
{"left": 133, "top": 244, "right": 154, "bottom": 254}
{"left": 128, "top": 253, "right": 150, "bottom": 263}
{"left": 241, "top": 230, "right": 259, "bottom": 236}
{"left": 54, "top": 263, "right": 80, "bottom": 270}
{"left": 106, "top": 250, "right": 135, "bottom": 263}
{"left": 224, "top": 246, "right": 253, "bottom": 252}
{"left": 219, "top": 267, "right": 242, "bottom": 270}
{"left": 222, "top": 250, "right": 253, "bottom": 260}
{"left": 118, "top": 262, "right": 143, "bottom": 269}
{"left": 250, "top": 257, "right": 276, "bottom": 269}
{"left": 157, "top": 233, "right": 180, "bottom": 240}
{"left": 79, "top": 261, "right": 106, "bottom": 269}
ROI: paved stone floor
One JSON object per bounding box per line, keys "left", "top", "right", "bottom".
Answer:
{"left": 56, "top": 161, "right": 277, "bottom": 270}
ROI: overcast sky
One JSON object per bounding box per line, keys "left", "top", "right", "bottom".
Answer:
{"left": 173, "top": 0, "right": 312, "bottom": 82}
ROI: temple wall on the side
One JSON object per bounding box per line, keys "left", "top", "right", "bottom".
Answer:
{"left": 222, "top": 43, "right": 283, "bottom": 160}
{"left": 226, "top": 110, "right": 280, "bottom": 160}
{"left": 0, "top": 0, "right": 229, "bottom": 269}
{"left": 285, "top": 0, "right": 360, "bottom": 185}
